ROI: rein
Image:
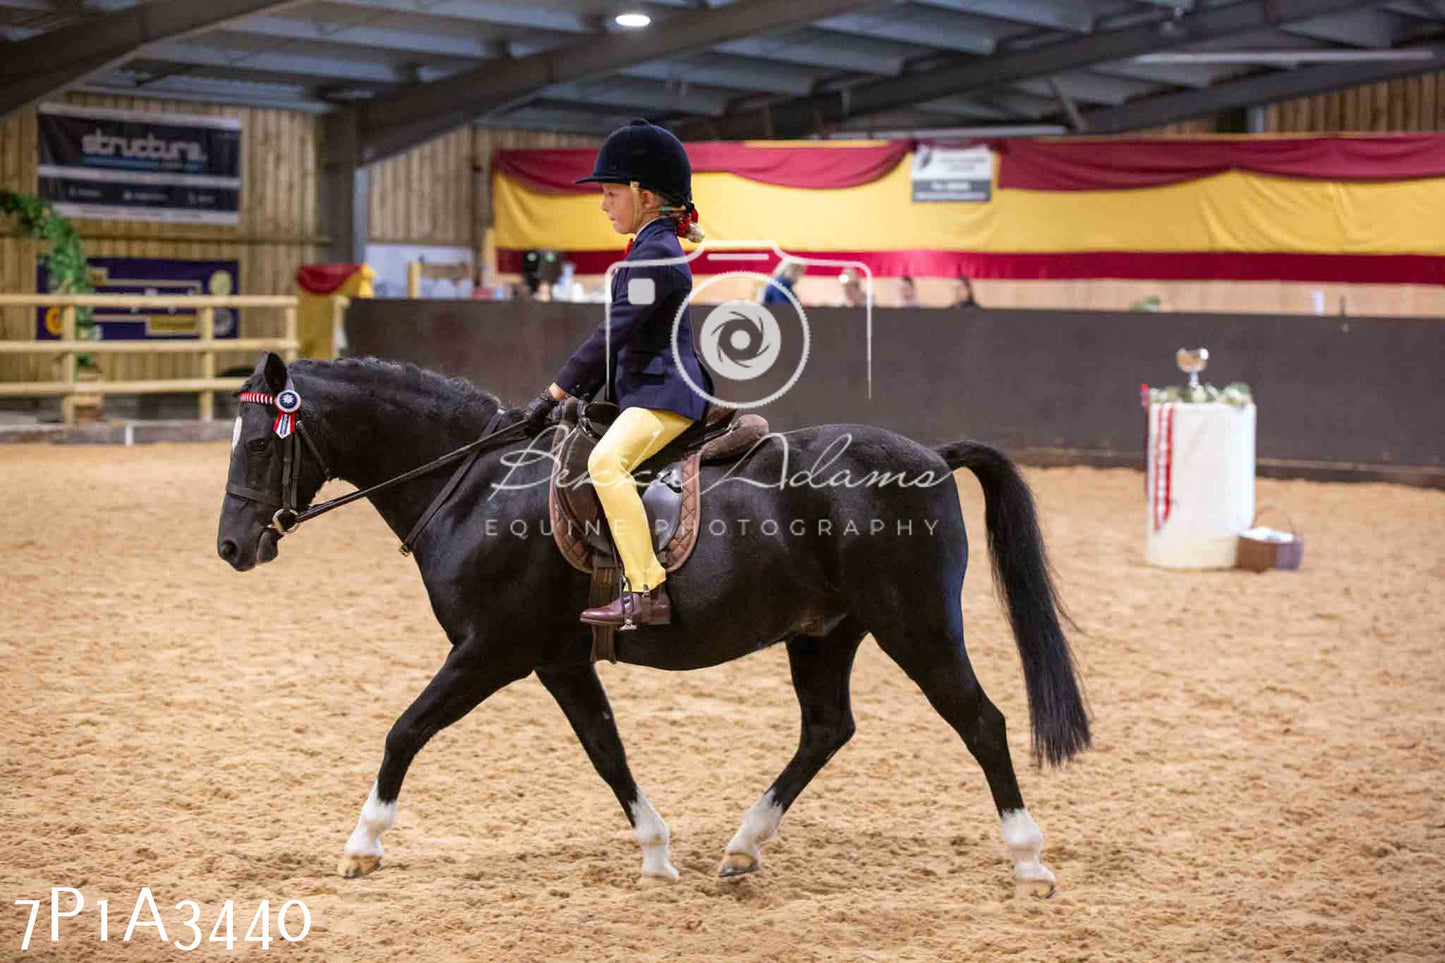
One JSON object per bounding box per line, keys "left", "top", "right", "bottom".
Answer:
{"left": 228, "top": 387, "right": 535, "bottom": 555}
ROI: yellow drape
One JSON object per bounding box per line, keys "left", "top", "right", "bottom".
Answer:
{"left": 494, "top": 157, "right": 1445, "bottom": 257}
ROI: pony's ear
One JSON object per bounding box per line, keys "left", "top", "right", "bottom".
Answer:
{"left": 260, "top": 352, "right": 288, "bottom": 394}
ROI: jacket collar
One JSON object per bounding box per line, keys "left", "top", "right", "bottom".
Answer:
{"left": 633, "top": 215, "right": 672, "bottom": 244}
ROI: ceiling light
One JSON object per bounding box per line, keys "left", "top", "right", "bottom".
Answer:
{"left": 615, "top": 12, "right": 650, "bottom": 28}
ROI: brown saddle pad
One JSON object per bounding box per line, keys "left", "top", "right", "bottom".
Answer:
{"left": 548, "top": 399, "right": 770, "bottom": 574}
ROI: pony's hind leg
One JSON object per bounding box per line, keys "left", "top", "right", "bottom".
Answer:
{"left": 720, "top": 620, "right": 866, "bottom": 878}
{"left": 869, "top": 608, "right": 1057, "bottom": 897}
{"left": 536, "top": 664, "right": 678, "bottom": 882}
{"left": 339, "top": 640, "right": 528, "bottom": 878}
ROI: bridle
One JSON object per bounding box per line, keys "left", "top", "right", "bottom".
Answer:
{"left": 226, "top": 386, "right": 329, "bottom": 537}
{"left": 225, "top": 383, "right": 538, "bottom": 554}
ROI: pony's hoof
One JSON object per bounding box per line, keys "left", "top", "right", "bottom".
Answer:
{"left": 1018, "top": 878, "right": 1056, "bottom": 899}
{"left": 338, "top": 853, "right": 381, "bottom": 878}
{"left": 1015, "top": 864, "right": 1057, "bottom": 899}
{"left": 718, "top": 853, "right": 758, "bottom": 878}
{"left": 640, "top": 858, "right": 679, "bottom": 883}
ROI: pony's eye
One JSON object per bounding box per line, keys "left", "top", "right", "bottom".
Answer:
{"left": 246, "top": 437, "right": 270, "bottom": 455}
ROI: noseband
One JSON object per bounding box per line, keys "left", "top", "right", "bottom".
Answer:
{"left": 226, "top": 386, "right": 331, "bottom": 536}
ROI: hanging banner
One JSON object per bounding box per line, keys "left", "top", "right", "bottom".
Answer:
{"left": 36, "top": 257, "right": 241, "bottom": 340}
{"left": 37, "top": 103, "right": 242, "bottom": 224}
{"left": 911, "top": 144, "right": 993, "bottom": 202}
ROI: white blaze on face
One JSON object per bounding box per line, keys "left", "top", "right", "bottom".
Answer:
{"left": 231, "top": 415, "right": 242, "bottom": 454}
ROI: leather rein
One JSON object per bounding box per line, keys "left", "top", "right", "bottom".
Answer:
{"left": 226, "top": 386, "right": 535, "bottom": 556}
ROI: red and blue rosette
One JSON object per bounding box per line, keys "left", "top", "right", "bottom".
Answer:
{"left": 274, "top": 388, "right": 301, "bottom": 439}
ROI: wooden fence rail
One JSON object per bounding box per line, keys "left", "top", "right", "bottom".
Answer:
{"left": 0, "top": 295, "right": 298, "bottom": 424}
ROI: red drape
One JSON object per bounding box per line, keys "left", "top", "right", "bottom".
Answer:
{"left": 296, "top": 263, "right": 363, "bottom": 295}
{"left": 493, "top": 141, "right": 914, "bottom": 193}
{"left": 995, "top": 134, "right": 1445, "bottom": 191}
{"left": 497, "top": 247, "right": 1445, "bottom": 285}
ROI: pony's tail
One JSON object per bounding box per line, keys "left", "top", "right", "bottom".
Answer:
{"left": 936, "top": 440, "right": 1091, "bottom": 767}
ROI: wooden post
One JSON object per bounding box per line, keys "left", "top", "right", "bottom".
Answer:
{"left": 283, "top": 304, "right": 299, "bottom": 361}
{"left": 330, "top": 295, "right": 350, "bottom": 358}
{"left": 60, "top": 304, "right": 77, "bottom": 426}
{"left": 407, "top": 261, "right": 422, "bottom": 298}
{"left": 198, "top": 306, "right": 215, "bottom": 420}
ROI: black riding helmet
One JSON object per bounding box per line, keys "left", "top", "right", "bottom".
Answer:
{"left": 576, "top": 119, "right": 692, "bottom": 204}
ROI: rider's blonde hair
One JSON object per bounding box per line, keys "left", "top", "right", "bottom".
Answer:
{"left": 630, "top": 181, "right": 704, "bottom": 243}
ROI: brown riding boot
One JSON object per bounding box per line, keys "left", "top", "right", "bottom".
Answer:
{"left": 580, "top": 583, "right": 672, "bottom": 630}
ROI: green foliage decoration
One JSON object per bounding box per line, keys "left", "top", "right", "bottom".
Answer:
{"left": 0, "top": 189, "right": 97, "bottom": 366}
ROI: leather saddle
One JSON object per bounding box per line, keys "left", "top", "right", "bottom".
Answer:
{"left": 548, "top": 397, "right": 770, "bottom": 575}
{"left": 547, "top": 397, "right": 769, "bottom": 664}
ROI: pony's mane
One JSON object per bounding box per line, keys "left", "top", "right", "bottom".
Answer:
{"left": 290, "top": 356, "right": 512, "bottom": 414}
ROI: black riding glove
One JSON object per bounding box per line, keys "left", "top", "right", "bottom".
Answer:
{"left": 523, "top": 391, "right": 559, "bottom": 429}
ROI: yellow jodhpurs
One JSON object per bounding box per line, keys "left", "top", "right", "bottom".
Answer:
{"left": 587, "top": 406, "right": 694, "bottom": 591}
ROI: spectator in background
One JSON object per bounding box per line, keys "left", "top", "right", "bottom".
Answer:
{"left": 955, "top": 274, "right": 982, "bottom": 311}
{"left": 763, "top": 259, "right": 803, "bottom": 306}
{"left": 835, "top": 268, "right": 866, "bottom": 308}
{"left": 899, "top": 275, "right": 920, "bottom": 308}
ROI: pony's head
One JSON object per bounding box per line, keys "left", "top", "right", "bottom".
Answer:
{"left": 216, "top": 352, "right": 328, "bottom": 571}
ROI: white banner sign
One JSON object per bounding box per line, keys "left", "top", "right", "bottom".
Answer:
{"left": 911, "top": 144, "right": 994, "bottom": 203}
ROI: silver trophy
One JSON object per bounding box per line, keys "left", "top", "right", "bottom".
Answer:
{"left": 1176, "top": 347, "right": 1209, "bottom": 390}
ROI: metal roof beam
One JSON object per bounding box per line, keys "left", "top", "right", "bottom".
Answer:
{"left": 353, "top": 0, "right": 890, "bottom": 165}
{"left": 622, "top": 54, "right": 824, "bottom": 96}
{"left": 79, "top": 74, "right": 335, "bottom": 113}
{"left": 910, "top": 0, "right": 1097, "bottom": 34}
{"left": 713, "top": 30, "right": 916, "bottom": 76}
{"left": 1014, "top": 70, "right": 1162, "bottom": 105}
{"left": 918, "top": 89, "right": 1059, "bottom": 119}
{"left": 815, "top": 8, "right": 1020, "bottom": 55}
{"left": 1280, "top": 7, "right": 1412, "bottom": 47}
{"left": 1387, "top": 1, "right": 1445, "bottom": 21}
{"left": 321, "top": 0, "right": 593, "bottom": 35}
{"left": 0, "top": 0, "right": 307, "bottom": 118}
{"left": 138, "top": 41, "right": 430, "bottom": 85}
{"left": 221, "top": 14, "right": 498, "bottom": 60}
{"left": 1083, "top": 43, "right": 1445, "bottom": 132}
{"left": 491, "top": 100, "right": 634, "bottom": 135}
{"left": 693, "top": 0, "right": 1392, "bottom": 138}
{"left": 542, "top": 77, "right": 733, "bottom": 117}
{"left": 1093, "top": 58, "right": 1237, "bottom": 89}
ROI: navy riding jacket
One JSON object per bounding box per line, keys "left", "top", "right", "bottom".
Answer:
{"left": 553, "top": 217, "right": 713, "bottom": 422}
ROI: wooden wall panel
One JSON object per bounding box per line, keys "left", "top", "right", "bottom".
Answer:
{"left": 0, "top": 93, "right": 322, "bottom": 383}
{"left": 0, "top": 106, "right": 39, "bottom": 383}
{"left": 367, "top": 126, "right": 472, "bottom": 245}
{"left": 1265, "top": 72, "right": 1445, "bottom": 133}
{"left": 365, "top": 125, "right": 600, "bottom": 251}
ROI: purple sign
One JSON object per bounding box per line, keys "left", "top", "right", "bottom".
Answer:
{"left": 36, "top": 257, "right": 240, "bottom": 341}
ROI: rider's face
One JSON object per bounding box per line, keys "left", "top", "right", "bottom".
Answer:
{"left": 601, "top": 184, "right": 633, "bottom": 235}
{"left": 600, "top": 184, "right": 659, "bottom": 235}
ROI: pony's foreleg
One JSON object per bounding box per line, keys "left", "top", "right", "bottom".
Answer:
{"left": 536, "top": 664, "right": 678, "bottom": 882}
{"left": 720, "top": 624, "right": 866, "bottom": 878}
{"left": 339, "top": 641, "right": 526, "bottom": 878}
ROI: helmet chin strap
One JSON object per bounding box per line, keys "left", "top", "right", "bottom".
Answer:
{"left": 628, "top": 181, "right": 660, "bottom": 234}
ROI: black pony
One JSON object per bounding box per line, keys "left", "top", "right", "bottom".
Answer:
{"left": 217, "top": 353, "right": 1089, "bottom": 894}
